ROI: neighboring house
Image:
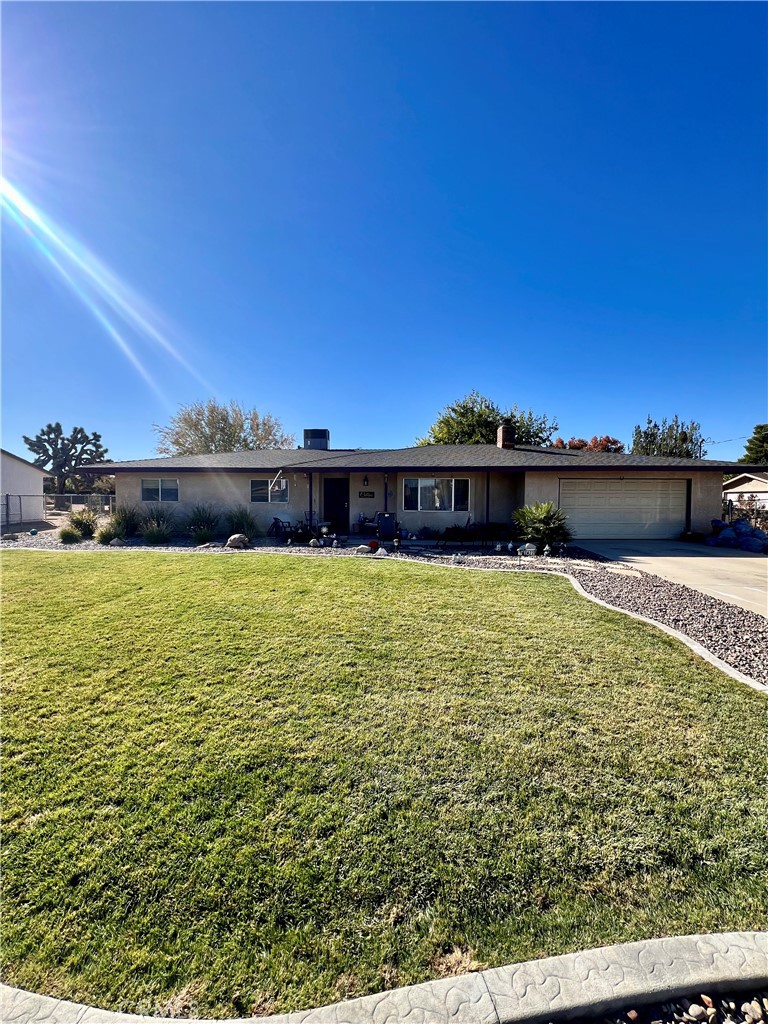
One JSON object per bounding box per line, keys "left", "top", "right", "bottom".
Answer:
{"left": 81, "top": 428, "right": 768, "bottom": 541}
{"left": 1, "top": 449, "right": 49, "bottom": 528}
{"left": 723, "top": 472, "right": 768, "bottom": 513}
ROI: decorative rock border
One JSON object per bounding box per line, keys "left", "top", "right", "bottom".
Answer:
{"left": 2, "top": 933, "right": 766, "bottom": 1024}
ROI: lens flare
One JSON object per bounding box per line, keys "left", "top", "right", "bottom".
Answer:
{"left": 1, "top": 176, "right": 212, "bottom": 398}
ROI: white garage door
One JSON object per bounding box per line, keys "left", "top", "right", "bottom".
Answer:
{"left": 559, "top": 479, "right": 687, "bottom": 539}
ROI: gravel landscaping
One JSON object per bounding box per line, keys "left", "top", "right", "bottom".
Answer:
{"left": 2, "top": 530, "right": 766, "bottom": 687}
{"left": 564, "top": 990, "right": 768, "bottom": 1024}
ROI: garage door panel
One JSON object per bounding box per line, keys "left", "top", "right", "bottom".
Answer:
{"left": 559, "top": 479, "right": 686, "bottom": 539}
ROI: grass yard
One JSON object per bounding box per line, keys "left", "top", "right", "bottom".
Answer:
{"left": 2, "top": 551, "right": 767, "bottom": 1018}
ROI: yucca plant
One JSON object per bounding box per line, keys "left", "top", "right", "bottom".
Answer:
{"left": 68, "top": 508, "right": 99, "bottom": 539}
{"left": 224, "top": 505, "right": 259, "bottom": 540}
{"left": 512, "top": 501, "right": 573, "bottom": 551}
{"left": 59, "top": 526, "right": 82, "bottom": 544}
{"left": 112, "top": 505, "right": 142, "bottom": 538}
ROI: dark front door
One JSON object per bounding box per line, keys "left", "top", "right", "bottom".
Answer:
{"left": 323, "top": 478, "right": 350, "bottom": 534}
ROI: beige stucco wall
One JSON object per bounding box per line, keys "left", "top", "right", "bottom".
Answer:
{"left": 524, "top": 470, "right": 722, "bottom": 535}
{"left": 116, "top": 471, "right": 312, "bottom": 534}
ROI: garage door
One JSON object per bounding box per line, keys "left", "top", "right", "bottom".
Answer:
{"left": 559, "top": 479, "right": 687, "bottom": 539}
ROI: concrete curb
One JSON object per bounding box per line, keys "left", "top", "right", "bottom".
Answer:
{"left": 2, "top": 933, "right": 766, "bottom": 1024}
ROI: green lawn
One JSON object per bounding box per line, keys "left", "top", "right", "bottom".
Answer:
{"left": 2, "top": 551, "right": 767, "bottom": 1018}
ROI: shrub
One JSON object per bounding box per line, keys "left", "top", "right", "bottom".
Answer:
{"left": 225, "top": 506, "right": 259, "bottom": 540}
{"left": 68, "top": 508, "right": 99, "bottom": 539}
{"left": 186, "top": 504, "right": 221, "bottom": 543}
{"left": 96, "top": 522, "right": 122, "bottom": 545}
{"left": 141, "top": 517, "right": 174, "bottom": 545}
{"left": 140, "top": 505, "right": 176, "bottom": 545}
{"left": 59, "top": 526, "right": 82, "bottom": 545}
{"left": 512, "top": 501, "right": 574, "bottom": 551}
{"left": 112, "top": 505, "right": 142, "bottom": 538}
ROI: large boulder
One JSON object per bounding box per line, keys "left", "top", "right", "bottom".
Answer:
{"left": 109, "top": 537, "right": 126, "bottom": 547}
{"left": 225, "top": 534, "right": 250, "bottom": 549}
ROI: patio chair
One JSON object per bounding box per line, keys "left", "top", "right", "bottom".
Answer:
{"left": 267, "top": 517, "right": 293, "bottom": 540}
{"left": 304, "top": 511, "right": 320, "bottom": 537}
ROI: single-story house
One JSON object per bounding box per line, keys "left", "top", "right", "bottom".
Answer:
{"left": 83, "top": 428, "right": 768, "bottom": 540}
{"left": 1, "top": 448, "right": 49, "bottom": 528}
{"left": 723, "top": 472, "right": 768, "bottom": 513}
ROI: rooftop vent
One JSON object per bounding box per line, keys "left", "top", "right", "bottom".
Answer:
{"left": 303, "top": 428, "right": 330, "bottom": 451}
{"left": 497, "top": 422, "right": 516, "bottom": 449}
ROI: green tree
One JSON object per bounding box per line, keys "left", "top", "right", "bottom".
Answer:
{"left": 154, "top": 399, "right": 295, "bottom": 456}
{"left": 630, "top": 415, "right": 706, "bottom": 459}
{"left": 739, "top": 424, "right": 768, "bottom": 464}
{"left": 417, "top": 390, "right": 558, "bottom": 446}
{"left": 23, "top": 423, "right": 109, "bottom": 494}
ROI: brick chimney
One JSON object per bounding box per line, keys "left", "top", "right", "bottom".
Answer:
{"left": 497, "top": 422, "right": 516, "bottom": 449}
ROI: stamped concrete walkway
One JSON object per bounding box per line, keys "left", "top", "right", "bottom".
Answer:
{"left": 579, "top": 540, "right": 768, "bottom": 616}
{"left": 1, "top": 933, "right": 766, "bottom": 1024}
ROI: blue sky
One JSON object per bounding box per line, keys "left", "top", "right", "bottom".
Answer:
{"left": 2, "top": 2, "right": 766, "bottom": 463}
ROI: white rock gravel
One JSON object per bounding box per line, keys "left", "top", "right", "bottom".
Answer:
{"left": 2, "top": 533, "right": 766, "bottom": 686}
{"left": 563, "top": 988, "right": 768, "bottom": 1024}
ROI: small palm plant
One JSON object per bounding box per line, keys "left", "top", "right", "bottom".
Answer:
{"left": 512, "top": 501, "right": 573, "bottom": 551}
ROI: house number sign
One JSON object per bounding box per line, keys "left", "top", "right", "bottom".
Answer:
{"left": 359, "top": 491, "right": 375, "bottom": 498}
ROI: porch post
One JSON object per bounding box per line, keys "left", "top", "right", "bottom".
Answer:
{"left": 485, "top": 472, "right": 490, "bottom": 524}
{"left": 384, "top": 474, "right": 388, "bottom": 513}
{"left": 308, "top": 473, "right": 313, "bottom": 520}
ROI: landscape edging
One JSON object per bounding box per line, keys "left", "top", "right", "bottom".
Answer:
{"left": 559, "top": 572, "right": 768, "bottom": 695}
{"left": 1, "top": 932, "right": 766, "bottom": 1024}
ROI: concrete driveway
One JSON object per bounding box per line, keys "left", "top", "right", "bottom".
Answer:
{"left": 577, "top": 539, "right": 767, "bottom": 616}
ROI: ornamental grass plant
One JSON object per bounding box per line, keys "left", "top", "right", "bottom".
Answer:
{"left": 68, "top": 508, "right": 99, "bottom": 539}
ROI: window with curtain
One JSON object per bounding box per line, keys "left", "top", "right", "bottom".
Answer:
{"left": 403, "top": 477, "right": 469, "bottom": 512}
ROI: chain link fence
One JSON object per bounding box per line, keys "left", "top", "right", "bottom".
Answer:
{"left": 2, "top": 493, "right": 115, "bottom": 529}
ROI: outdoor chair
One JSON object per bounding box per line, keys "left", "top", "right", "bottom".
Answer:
{"left": 376, "top": 512, "right": 398, "bottom": 542}
{"left": 267, "top": 517, "right": 293, "bottom": 540}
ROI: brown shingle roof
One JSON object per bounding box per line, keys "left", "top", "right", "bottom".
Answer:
{"left": 85, "top": 444, "right": 765, "bottom": 474}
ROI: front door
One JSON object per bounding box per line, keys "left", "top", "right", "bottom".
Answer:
{"left": 323, "top": 478, "right": 350, "bottom": 534}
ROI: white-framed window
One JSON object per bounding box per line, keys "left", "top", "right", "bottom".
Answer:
{"left": 403, "top": 477, "right": 469, "bottom": 512}
{"left": 141, "top": 478, "right": 179, "bottom": 502}
{"left": 251, "top": 478, "right": 289, "bottom": 503}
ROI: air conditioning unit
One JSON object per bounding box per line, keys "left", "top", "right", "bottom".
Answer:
{"left": 303, "top": 429, "right": 330, "bottom": 450}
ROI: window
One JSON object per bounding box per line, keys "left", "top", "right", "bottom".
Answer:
{"left": 251, "top": 478, "right": 289, "bottom": 503}
{"left": 141, "top": 478, "right": 178, "bottom": 502}
{"left": 403, "top": 477, "right": 469, "bottom": 512}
